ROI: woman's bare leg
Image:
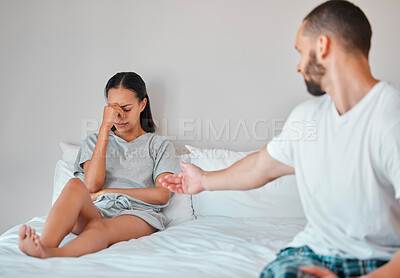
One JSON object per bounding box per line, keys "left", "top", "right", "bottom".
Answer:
{"left": 40, "top": 178, "right": 101, "bottom": 247}
{"left": 19, "top": 178, "right": 101, "bottom": 256}
{"left": 22, "top": 215, "right": 157, "bottom": 258}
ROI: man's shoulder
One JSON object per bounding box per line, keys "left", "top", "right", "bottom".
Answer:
{"left": 372, "top": 81, "right": 400, "bottom": 129}
{"left": 378, "top": 81, "right": 400, "bottom": 106}
{"left": 290, "top": 95, "right": 330, "bottom": 119}
{"left": 381, "top": 81, "right": 400, "bottom": 95}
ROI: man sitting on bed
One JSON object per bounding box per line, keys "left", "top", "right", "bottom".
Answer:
{"left": 161, "top": 1, "right": 400, "bottom": 277}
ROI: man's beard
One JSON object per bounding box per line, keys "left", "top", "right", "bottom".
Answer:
{"left": 304, "top": 50, "right": 326, "bottom": 96}
{"left": 305, "top": 79, "right": 325, "bottom": 96}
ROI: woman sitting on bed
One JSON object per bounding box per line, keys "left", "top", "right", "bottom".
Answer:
{"left": 18, "top": 72, "right": 181, "bottom": 258}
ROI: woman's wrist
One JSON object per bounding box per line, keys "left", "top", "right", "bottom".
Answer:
{"left": 95, "top": 125, "right": 111, "bottom": 146}
{"left": 99, "top": 123, "right": 113, "bottom": 133}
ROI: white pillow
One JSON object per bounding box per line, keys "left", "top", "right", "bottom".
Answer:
{"left": 162, "top": 193, "right": 194, "bottom": 227}
{"left": 186, "top": 145, "right": 305, "bottom": 219}
{"left": 53, "top": 142, "right": 194, "bottom": 228}
{"left": 59, "top": 142, "right": 80, "bottom": 164}
{"left": 52, "top": 159, "right": 77, "bottom": 206}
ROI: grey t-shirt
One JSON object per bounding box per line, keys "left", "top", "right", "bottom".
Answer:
{"left": 73, "top": 132, "right": 181, "bottom": 189}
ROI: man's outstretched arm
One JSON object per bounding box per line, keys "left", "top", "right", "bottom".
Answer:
{"left": 160, "top": 146, "right": 294, "bottom": 194}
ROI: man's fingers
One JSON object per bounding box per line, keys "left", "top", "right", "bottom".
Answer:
{"left": 180, "top": 161, "right": 189, "bottom": 170}
{"left": 166, "top": 185, "right": 182, "bottom": 194}
{"left": 166, "top": 186, "right": 175, "bottom": 192}
{"left": 161, "top": 173, "right": 181, "bottom": 180}
{"left": 163, "top": 182, "right": 183, "bottom": 189}
{"left": 160, "top": 174, "right": 175, "bottom": 181}
{"left": 162, "top": 182, "right": 179, "bottom": 189}
{"left": 300, "top": 265, "right": 322, "bottom": 274}
{"left": 160, "top": 170, "right": 188, "bottom": 194}
{"left": 161, "top": 175, "right": 182, "bottom": 183}
{"left": 165, "top": 177, "right": 182, "bottom": 184}
{"left": 300, "top": 265, "right": 336, "bottom": 277}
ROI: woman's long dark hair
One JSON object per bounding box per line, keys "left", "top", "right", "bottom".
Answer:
{"left": 104, "top": 72, "right": 156, "bottom": 133}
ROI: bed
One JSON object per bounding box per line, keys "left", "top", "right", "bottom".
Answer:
{"left": 0, "top": 143, "right": 306, "bottom": 278}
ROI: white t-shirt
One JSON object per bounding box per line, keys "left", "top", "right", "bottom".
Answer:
{"left": 267, "top": 81, "right": 400, "bottom": 260}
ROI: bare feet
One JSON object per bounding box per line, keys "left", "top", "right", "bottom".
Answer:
{"left": 18, "top": 225, "right": 53, "bottom": 258}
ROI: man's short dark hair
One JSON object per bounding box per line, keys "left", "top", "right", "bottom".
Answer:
{"left": 303, "top": 0, "right": 372, "bottom": 58}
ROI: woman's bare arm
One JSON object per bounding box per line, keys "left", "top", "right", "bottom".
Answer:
{"left": 91, "top": 172, "right": 172, "bottom": 205}
{"left": 83, "top": 103, "right": 125, "bottom": 192}
{"left": 83, "top": 125, "right": 111, "bottom": 192}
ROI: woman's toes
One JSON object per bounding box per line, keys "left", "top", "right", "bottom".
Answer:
{"left": 18, "top": 225, "right": 27, "bottom": 239}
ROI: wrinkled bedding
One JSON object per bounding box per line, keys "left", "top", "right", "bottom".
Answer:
{"left": 0, "top": 216, "right": 306, "bottom": 278}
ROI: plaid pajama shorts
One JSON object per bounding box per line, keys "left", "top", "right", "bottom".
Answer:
{"left": 260, "top": 246, "right": 388, "bottom": 278}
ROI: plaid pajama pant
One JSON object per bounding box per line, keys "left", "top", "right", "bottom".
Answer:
{"left": 260, "top": 246, "right": 388, "bottom": 278}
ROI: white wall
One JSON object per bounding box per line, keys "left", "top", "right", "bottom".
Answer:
{"left": 0, "top": 0, "right": 399, "bottom": 234}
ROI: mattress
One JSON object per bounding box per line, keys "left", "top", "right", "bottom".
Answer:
{"left": 0, "top": 216, "right": 306, "bottom": 278}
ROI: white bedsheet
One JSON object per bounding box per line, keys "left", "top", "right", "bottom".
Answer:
{"left": 0, "top": 216, "right": 306, "bottom": 278}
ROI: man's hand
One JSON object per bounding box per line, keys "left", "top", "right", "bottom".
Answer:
{"left": 300, "top": 266, "right": 339, "bottom": 278}
{"left": 160, "top": 162, "right": 206, "bottom": 194}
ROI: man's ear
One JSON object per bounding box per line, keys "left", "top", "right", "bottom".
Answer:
{"left": 140, "top": 98, "right": 147, "bottom": 112}
{"left": 317, "top": 35, "right": 330, "bottom": 60}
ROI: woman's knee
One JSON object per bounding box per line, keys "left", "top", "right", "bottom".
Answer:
{"left": 64, "top": 178, "right": 88, "bottom": 194}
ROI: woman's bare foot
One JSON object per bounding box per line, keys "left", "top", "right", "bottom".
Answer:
{"left": 18, "top": 225, "right": 54, "bottom": 258}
